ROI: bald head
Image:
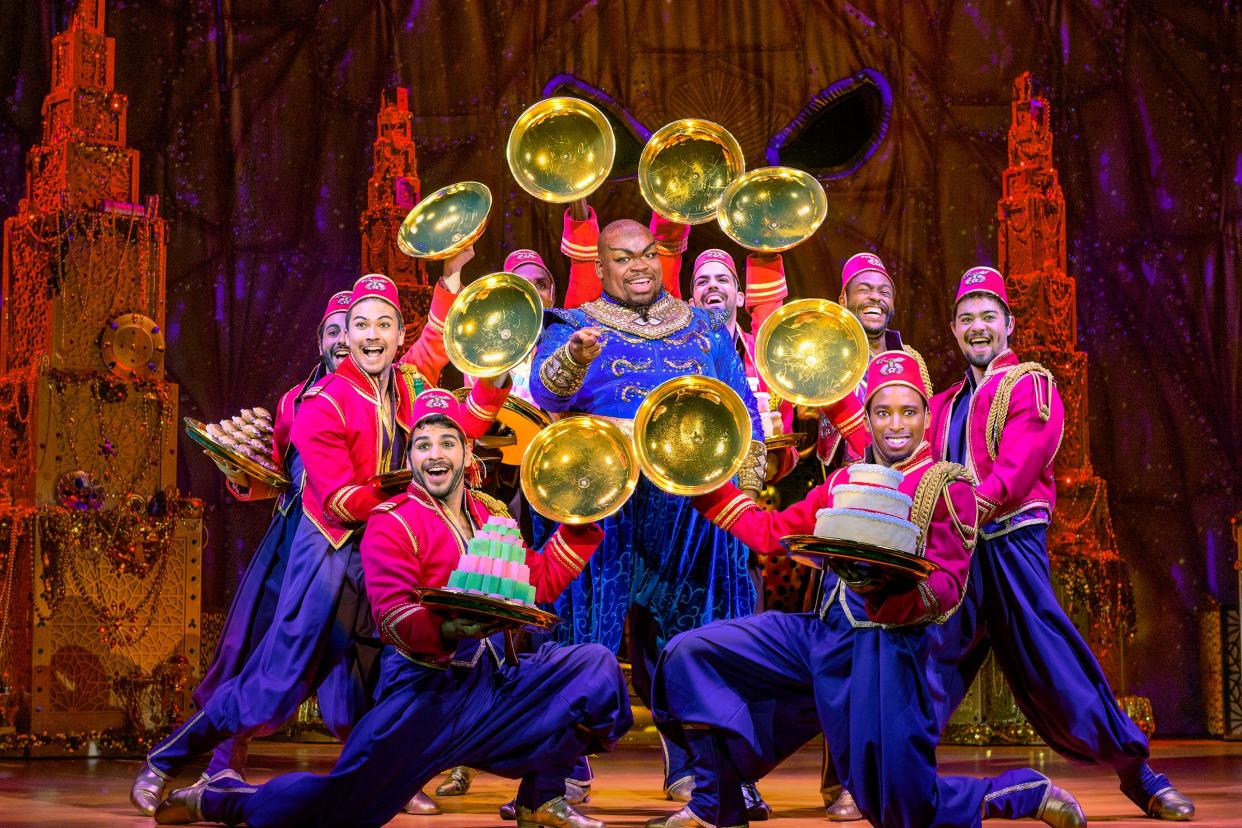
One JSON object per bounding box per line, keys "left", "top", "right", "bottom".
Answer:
{"left": 596, "top": 219, "right": 661, "bottom": 307}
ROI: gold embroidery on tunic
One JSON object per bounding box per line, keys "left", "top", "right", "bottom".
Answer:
{"left": 609, "top": 357, "right": 654, "bottom": 377}
{"left": 580, "top": 294, "right": 694, "bottom": 339}
{"left": 662, "top": 357, "right": 703, "bottom": 373}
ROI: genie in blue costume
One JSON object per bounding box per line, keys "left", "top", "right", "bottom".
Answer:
{"left": 529, "top": 219, "right": 766, "bottom": 793}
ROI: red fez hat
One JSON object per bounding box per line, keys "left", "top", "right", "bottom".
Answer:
{"left": 693, "top": 248, "right": 738, "bottom": 279}
{"left": 864, "top": 350, "right": 929, "bottom": 406}
{"left": 320, "top": 290, "right": 352, "bottom": 328}
{"left": 841, "top": 252, "right": 892, "bottom": 294}
{"left": 954, "top": 266, "right": 1009, "bottom": 310}
{"left": 503, "top": 248, "right": 552, "bottom": 278}
{"left": 411, "top": 388, "right": 468, "bottom": 437}
{"left": 350, "top": 274, "right": 401, "bottom": 316}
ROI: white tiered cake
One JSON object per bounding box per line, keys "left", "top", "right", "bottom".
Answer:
{"left": 814, "top": 464, "right": 919, "bottom": 554}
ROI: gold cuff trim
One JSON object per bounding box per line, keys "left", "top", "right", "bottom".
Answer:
{"left": 737, "top": 439, "right": 767, "bottom": 493}
{"left": 713, "top": 492, "right": 754, "bottom": 531}
{"left": 539, "top": 343, "right": 589, "bottom": 398}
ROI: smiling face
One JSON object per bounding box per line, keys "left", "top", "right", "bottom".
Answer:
{"left": 596, "top": 220, "right": 661, "bottom": 307}
{"left": 844, "top": 272, "right": 896, "bottom": 341}
{"left": 514, "top": 261, "right": 556, "bottom": 310}
{"left": 951, "top": 293, "right": 1014, "bottom": 371}
{"left": 690, "top": 263, "right": 742, "bottom": 325}
{"left": 865, "top": 384, "right": 927, "bottom": 466}
{"left": 347, "top": 298, "right": 405, "bottom": 377}
{"left": 409, "top": 419, "right": 469, "bottom": 504}
{"left": 318, "top": 310, "right": 349, "bottom": 372}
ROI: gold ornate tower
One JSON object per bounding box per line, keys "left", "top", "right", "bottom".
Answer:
{"left": 0, "top": 0, "right": 202, "bottom": 755}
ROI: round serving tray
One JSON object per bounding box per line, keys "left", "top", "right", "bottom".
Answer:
{"left": 780, "top": 534, "right": 938, "bottom": 591}
{"left": 415, "top": 586, "right": 560, "bottom": 630}
{"left": 185, "top": 417, "right": 289, "bottom": 490}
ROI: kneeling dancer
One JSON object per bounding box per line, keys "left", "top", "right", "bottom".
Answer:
{"left": 648, "top": 351, "right": 1085, "bottom": 828}
{"left": 155, "top": 388, "right": 632, "bottom": 827}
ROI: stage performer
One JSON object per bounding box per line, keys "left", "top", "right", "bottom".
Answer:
{"left": 560, "top": 198, "right": 690, "bottom": 308}
{"left": 689, "top": 248, "right": 797, "bottom": 483}
{"left": 529, "top": 219, "right": 767, "bottom": 804}
{"left": 131, "top": 273, "right": 508, "bottom": 817}
{"left": 816, "top": 252, "right": 931, "bottom": 468}
{"left": 647, "top": 351, "right": 1087, "bottom": 828}
{"left": 153, "top": 388, "right": 631, "bottom": 828}
{"left": 149, "top": 290, "right": 352, "bottom": 806}
{"left": 438, "top": 246, "right": 598, "bottom": 814}
{"left": 927, "top": 266, "right": 1195, "bottom": 821}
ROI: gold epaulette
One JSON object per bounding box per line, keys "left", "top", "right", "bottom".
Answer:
{"left": 986, "top": 362, "right": 1054, "bottom": 460}
{"left": 902, "top": 344, "right": 934, "bottom": 397}
{"left": 372, "top": 501, "right": 399, "bottom": 514}
{"left": 909, "top": 462, "right": 976, "bottom": 555}
{"left": 471, "top": 490, "right": 512, "bottom": 519}
{"left": 395, "top": 363, "right": 428, "bottom": 398}
{"left": 301, "top": 385, "right": 322, "bottom": 399}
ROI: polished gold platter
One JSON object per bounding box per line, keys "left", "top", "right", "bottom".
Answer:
{"left": 521, "top": 415, "right": 639, "bottom": 524}
{"left": 716, "top": 166, "right": 828, "bottom": 252}
{"left": 506, "top": 97, "right": 615, "bottom": 203}
{"left": 633, "top": 375, "right": 752, "bottom": 496}
{"left": 397, "top": 181, "right": 492, "bottom": 260}
{"left": 184, "top": 417, "right": 289, "bottom": 490}
{"left": 781, "top": 533, "right": 938, "bottom": 592}
{"left": 754, "top": 299, "right": 868, "bottom": 407}
{"left": 638, "top": 118, "right": 745, "bottom": 225}
{"left": 443, "top": 272, "right": 544, "bottom": 379}
{"left": 415, "top": 586, "right": 560, "bottom": 629}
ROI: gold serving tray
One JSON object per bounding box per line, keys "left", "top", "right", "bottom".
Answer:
{"left": 764, "top": 432, "right": 802, "bottom": 451}
{"left": 184, "top": 417, "right": 289, "bottom": 490}
{"left": 781, "top": 534, "right": 938, "bottom": 592}
{"left": 415, "top": 586, "right": 560, "bottom": 630}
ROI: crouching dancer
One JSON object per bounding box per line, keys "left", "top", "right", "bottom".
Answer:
{"left": 155, "top": 388, "right": 632, "bottom": 828}
{"left": 647, "top": 351, "right": 1085, "bottom": 828}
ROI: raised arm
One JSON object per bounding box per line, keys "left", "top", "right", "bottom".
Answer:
{"left": 650, "top": 211, "right": 689, "bottom": 299}
{"left": 562, "top": 204, "right": 601, "bottom": 309}
{"left": 743, "top": 253, "right": 787, "bottom": 331}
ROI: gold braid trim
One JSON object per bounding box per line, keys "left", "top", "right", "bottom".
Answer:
{"left": 985, "top": 363, "right": 1054, "bottom": 461}
{"left": 396, "top": 363, "right": 428, "bottom": 398}
{"left": 471, "top": 490, "right": 512, "bottom": 519}
{"left": 909, "top": 461, "right": 975, "bottom": 555}
{"left": 539, "top": 343, "right": 589, "bottom": 398}
{"left": 902, "top": 344, "right": 934, "bottom": 397}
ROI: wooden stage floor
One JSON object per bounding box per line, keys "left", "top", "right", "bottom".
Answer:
{"left": 0, "top": 738, "right": 1238, "bottom": 826}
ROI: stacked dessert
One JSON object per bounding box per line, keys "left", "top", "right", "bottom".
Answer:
{"left": 751, "top": 387, "right": 784, "bottom": 440}
{"left": 814, "top": 464, "right": 919, "bottom": 554}
{"left": 203, "top": 407, "right": 280, "bottom": 474}
{"left": 445, "top": 516, "right": 537, "bottom": 605}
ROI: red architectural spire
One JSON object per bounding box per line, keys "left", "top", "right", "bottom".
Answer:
{"left": 360, "top": 87, "right": 431, "bottom": 337}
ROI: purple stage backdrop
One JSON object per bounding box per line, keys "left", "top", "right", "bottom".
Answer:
{"left": 1, "top": 1, "right": 1238, "bottom": 734}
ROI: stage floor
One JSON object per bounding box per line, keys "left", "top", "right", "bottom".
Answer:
{"left": 0, "top": 738, "right": 1238, "bottom": 826}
